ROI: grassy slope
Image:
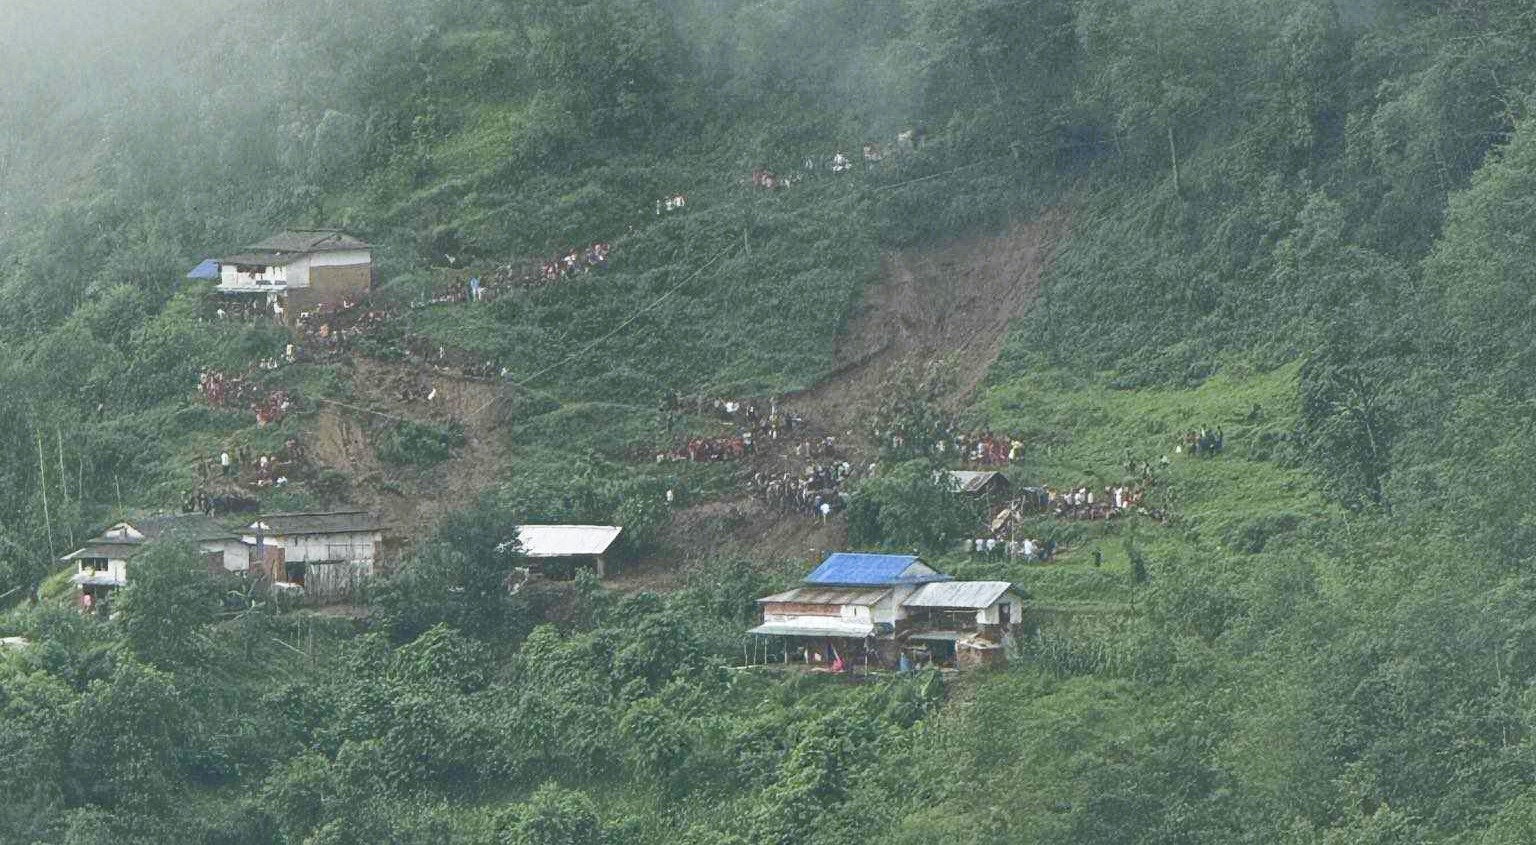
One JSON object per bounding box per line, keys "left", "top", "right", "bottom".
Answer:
{"left": 925, "top": 360, "right": 1329, "bottom": 607}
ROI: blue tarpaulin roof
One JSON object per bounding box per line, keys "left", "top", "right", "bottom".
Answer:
{"left": 186, "top": 258, "right": 221, "bottom": 280}
{"left": 803, "top": 553, "right": 951, "bottom": 587}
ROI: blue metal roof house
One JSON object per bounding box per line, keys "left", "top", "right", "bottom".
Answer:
{"left": 802, "top": 553, "right": 952, "bottom": 587}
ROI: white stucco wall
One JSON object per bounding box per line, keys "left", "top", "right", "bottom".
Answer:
{"left": 309, "top": 249, "right": 371, "bottom": 268}
{"left": 762, "top": 603, "right": 874, "bottom": 627}
{"left": 977, "top": 594, "right": 1023, "bottom": 625}
{"left": 243, "top": 531, "right": 381, "bottom": 566}
{"left": 287, "top": 256, "right": 311, "bottom": 288}
{"left": 77, "top": 557, "right": 129, "bottom": 584}
{"left": 77, "top": 538, "right": 247, "bottom": 586}
{"left": 216, "top": 250, "right": 367, "bottom": 292}
{"left": 873, "top": 585, "right": 918, "bottom": 625}
{"left": 219, "top": 263, "right": 290, "bottom": 290}
{"left": 211, "top": 539, "right": 250, "bottom": 572}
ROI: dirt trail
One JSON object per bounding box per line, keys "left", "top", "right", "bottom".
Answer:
{"left": 309, "top": 357, "right": 508, "bottom": 543}
{"left": 638, "top": 212, "right": 1067, "bottom": 580}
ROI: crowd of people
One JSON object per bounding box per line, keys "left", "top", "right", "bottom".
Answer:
{"left": 198, "top": 369, "right": 264, "bottom": 407}
{"left": 662, "top": 393, "right": 811, "bottom": 442}
{"left": 208, "top": 298, "right": 269, "bottom": 322}
{"left": 295, "top": 300, "right": 394, "bottom": 356}
{"left": 750, "top": 459, "right": 855, "bottom": 520}
{"left": 1049, "top": 484, "right": 1147, "bottom": 520}
{"left": 253, "top": 391, "right": 293, "bottom": 427}
{"left": 1179, "top": 427, "right": 1225, "bottom": 457}
{"left": 198, "top": 369, "right": 294, "bottom": 426}
{"left": 878, "top": 424, "right": 1023, "bottom": 465}
{"left": 530, "top": 242, "right": 613, "bottom": 285}
{"left": 660, "top": 434, "right": 752, "bottom": 462}
{"left": 967, "top": 536, "right": 1057, "bottom": 561}
{"left": 415, "top": 241, "right": 616, "bottom": 308}
{"left": 952, "top": 431, "right": 1022, "bottom": 465}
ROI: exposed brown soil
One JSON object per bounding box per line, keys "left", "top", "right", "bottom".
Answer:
{"left": 632, "top": 212, "right": 1067, "bottom": 585}
{"left": 308, "top": 357, "right": 508, "bottom": 544}
{"left": 791, "top": 211, "right": 1068, "bottom": 432}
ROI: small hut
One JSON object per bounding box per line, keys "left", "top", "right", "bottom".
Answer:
{"left": 508, "top": 525, "right": 624, "bottom": 578}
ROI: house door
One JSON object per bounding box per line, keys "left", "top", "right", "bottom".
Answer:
{"left": 263, "top": 545, "right": 285, "bottom": 581}
{"left": 999, "top": 603, "right": 1012, "bottom": 628}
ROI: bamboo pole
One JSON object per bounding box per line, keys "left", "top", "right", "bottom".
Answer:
{"left": 1168, "top": 122, "right": 1182, "bottom": 200}
{"left": 35, "top": 427, "right": 55, "bottom": 559}
{"left": 56, "top": 423, "right": 67, "bottom": 504}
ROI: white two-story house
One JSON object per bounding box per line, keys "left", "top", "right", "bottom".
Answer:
{"left": 63, "top": 514, "right": 250, "bottom": 611}
{"left": 215, "top": 230, "right": 372, "bottom": 312}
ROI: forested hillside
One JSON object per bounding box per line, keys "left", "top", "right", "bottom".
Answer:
{"left": 6, "top": 0, "right": 1536, "bottom": 842}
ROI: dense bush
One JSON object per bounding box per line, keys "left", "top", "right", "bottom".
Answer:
{"left": 374, "top": 419, "right": 466, "bottom": 466}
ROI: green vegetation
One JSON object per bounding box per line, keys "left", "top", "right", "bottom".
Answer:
{"left": 6, "top": 0, "right": 1536, "bottom": 842}
{"left": 375, "top": 420, "right": 466, "bottom": 466}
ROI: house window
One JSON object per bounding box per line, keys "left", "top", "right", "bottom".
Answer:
{"left": 82, "top": 558, "right": 109, "bottom": 573}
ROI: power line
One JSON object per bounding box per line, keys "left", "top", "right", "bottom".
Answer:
{"left": 466, "top": 239, "right": 738, "bottom": 422}
{"left": 311, "top": 396, "right": 419, "bottom": 425}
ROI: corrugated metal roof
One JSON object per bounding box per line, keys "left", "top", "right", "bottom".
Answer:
{"left": 945, "top": 470, "right": 1009, "bottom": 494}
{"left": 903, "top": 581, "right": 1017, "bottom": 609}
{"left": 61, "top": 543, "right": 143, "bottom": 562}
{"left": 757, "top": 586, "right": 891, "bottom": 606}
{"left": 748, "top": 621, "right": 876, "bottom": 638}
{"left": 133, "top": 514, "right": 241, "bottom": 542}
{"left": 66, "top": 515, "right": 241, "bottom": 562}
{"left": 187, "top": 258, "right": 221, "bottom": 279}
{"left": 218, "top": 251, "right": 306, "bottom": 267}
{"left": 803, "top": 553, "right": 951, "bottom": 586}
{"left": 510, "top": 525, "right": 623, "bottom": 557}
{"left": 247, "top": 230, "right": 370, "bottom": 253}
{"left": 247, "top": 511, "right": 384, "bottom": 536}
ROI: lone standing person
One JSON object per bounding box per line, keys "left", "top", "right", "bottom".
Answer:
{"left": 220, "top": 450, "right": 233, "bottom": 477}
